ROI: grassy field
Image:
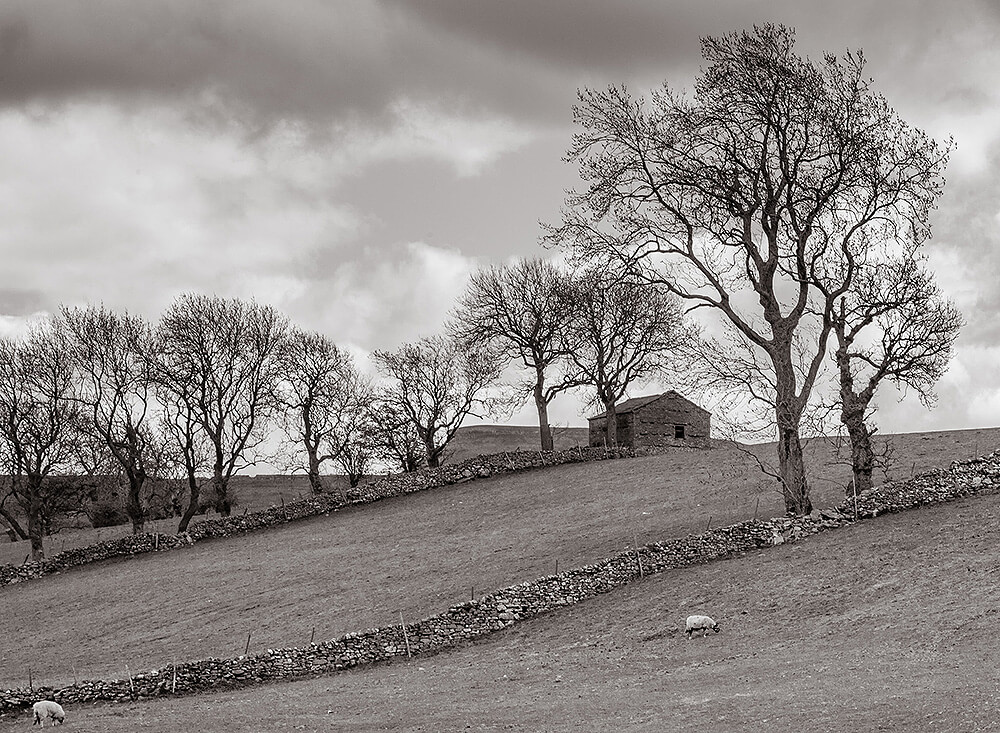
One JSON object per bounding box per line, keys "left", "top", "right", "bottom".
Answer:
{"left": 3, "top": 424, "right": 995, "bottom": 567}
{"left": 2, "top": 426, "right": 998, "bottom": 689}
{"left": 3, "top": 487, "right": 999, "bottom": 731}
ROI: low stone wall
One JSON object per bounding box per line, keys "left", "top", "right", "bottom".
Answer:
{"left": 0, "top": 446, "right": 635, "bottom": 588}
{"left": 2, "top": 449, "right": 999, "bottom": 715}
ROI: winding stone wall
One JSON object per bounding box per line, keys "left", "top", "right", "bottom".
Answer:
{"left": 2, "top": 449, "right": 999, "bottom": 715}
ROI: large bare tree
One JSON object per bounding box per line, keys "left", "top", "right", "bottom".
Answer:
{"left": 554, "top": 25, "right": 951, "bottom": 514}
{"left": 57, "top": 305, "right": 158, "bottom": 534}
{"left": 451, "top": 258, "right": 577, "bottom": 451}
{"left": 831, "top": 258, "right": 963, "bottom": 494}
{"left": 0, "top": 325, "right": 80, "bottom": 559}
{"left": 278, "top": 328, "right": 371, "bottom": 498}
{"left": 563, "top": 268, "right": 690, "bottom": 447}
{"left": 157, "top": 294, "right": 288, "bottom": 516}
{"left": 373, "top": 335, "right": 504, "bottom": 468}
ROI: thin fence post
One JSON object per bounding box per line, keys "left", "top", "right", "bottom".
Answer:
{"left": 706, "top": 516, "right": 713, "bottom": 531}
{"left": 310, "top": 627, "right": 316, "bottom": 645}
{"left": 28, "top": 667, "right": 32, "bottom": 693}
{"left": 172, "top": 662, "right": 177, "bottom": 694}
{"left": 244, "top": 631, "right": 252, "bottom": 656}
{"left": 399, "top": 612, "right": 412, "bottom": 658}
{"left": 633, "top": 535, "right": 644, "bottom": 578}
{"left": 753, "top": 497, "right": 760, "bottom": 520}
{"left": 126, "top": 664, "right": 136, "bottom": 699}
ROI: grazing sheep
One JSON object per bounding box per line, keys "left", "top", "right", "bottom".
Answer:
{"left": 685, "top": 614, "right": 720, "bottom": 639}
{"left": 32, "top": 700, "right": 65, "bottom": 727}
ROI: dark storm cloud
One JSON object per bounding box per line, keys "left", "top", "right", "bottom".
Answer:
{"left": 0, "top": 0, "right": 441, "bottom": 123}
{"left": 2, "top": 0, "right": 992, "bottom": 133}
{"left": 385, "top": 0, "right": 715, "bottom": 72}
{"left": 0, "top": 0, "right": 578, "bottom": 127}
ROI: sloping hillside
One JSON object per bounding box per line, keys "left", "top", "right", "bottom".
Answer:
{"left": 445, "top": 424, "right": 589, "bottom": 463}
{"left": 2, "top": 427, "right": 998, "bottom": 693}
{"left": 6, "top": 479, "right": 999, "bottom": 732}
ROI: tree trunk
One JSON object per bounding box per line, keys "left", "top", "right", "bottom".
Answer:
{"left": 420, "top": 425, "right": 441, "bottom": 469}
{"left": 603, "top": 399, "right": 618, "bottom": 447}
{"left": 177, "top": 473, "right": 201, "bottom": 534}
{"left": 0, "top": 507, "right": 27, "bottom": 541}
{"left": 125, "top": 472, "right": 146, "bottom": 535}
{"left": 306, "top": 448, "right": 325, "bottom": 494}
{"left": 534, "top": 371, "right": 554, "bottom": 452}
{"left": 836, "top": 337, "right": 876, "bottom": 496}
{"left": 776, "top": 424, "right": 811, "bottom": 515}
{"left": 26, "top": 476, "right": 44, "bottom": 561}
{"left": 425, "top": 443, "right": 441, "bottom": 469}
{"left": 212, "top": 463, "right": 231, "bottom": 516}
{"left": 844, "top": 408, "right": 875, "bottom": 495}
{"left": 773, "top": 359, "right": 812, "bottom": 515}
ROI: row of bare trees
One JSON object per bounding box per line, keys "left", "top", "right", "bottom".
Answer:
{"left": 0, "top": 264, "right": 692, "bottom": 559}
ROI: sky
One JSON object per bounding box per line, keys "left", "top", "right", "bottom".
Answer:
{"left": 0, "top": 0, "right": 998, "bottom": 438}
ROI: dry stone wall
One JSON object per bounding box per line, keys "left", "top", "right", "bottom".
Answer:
{"left": 0, "top": 446, "right": 634, "bottom": 588}
{"left": 3, "top": 449, "right": 1000, "bottom": 715}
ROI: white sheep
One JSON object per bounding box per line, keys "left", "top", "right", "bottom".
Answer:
{"left": 685, "top": 614, "right": 720, "bottom": 639}
{"left": 32, "top": 700, "right": 65, "bottom": 727}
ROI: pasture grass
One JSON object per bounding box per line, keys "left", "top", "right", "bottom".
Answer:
{"left": 4, "top": 487, "right": 999, "bottom": 732}
{"left": 2, "top": 424, "right": 992, "bottom": 566}
{"left": 2, "top": 426, "right": 997, "bottom": 692}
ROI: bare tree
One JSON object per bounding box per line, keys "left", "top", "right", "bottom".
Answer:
{"left": 373, "top": 335, "right": 505, "bottom": 468}
{"left": 56, "top": 305, "right": 158, "bottom": 534}
{"left": 152, "top": 363, "right": 212, "bottom": 533}
{"left": 563, "top": 268, "right": 690, "bottom": 447}
{"left": 278, "top": 328, "right": 371, "bottom": 499}
{"left": 332, "top": 407, "right": 377, "bottom": 489}
{"left": 0, "top": 325, "right": 80, "bottom": 559}
{"left": 368, "top": 400, "right": 426, "bottom": 473}
{"left": 553, "top": 25, "right": 951, "bottom": 514}
{"left": 451, "top": 258, "right": 578, "bottom": 451}
{"left": 157, "top": 294, "right": 288, "bottom": 516}
{"left": 831, "top": 258, "right": 963, "bottom": 494}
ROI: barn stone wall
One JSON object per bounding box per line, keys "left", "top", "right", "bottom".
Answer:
{"left": 632, "top": 397, "right": 711, "bottom": 449}
{"left": 589, "top": 395, "right": 711, "bottom": 449}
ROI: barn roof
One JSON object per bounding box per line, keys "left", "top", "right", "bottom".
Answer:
{"left": 586, "top": 391, "right": 709, "bottom": 421}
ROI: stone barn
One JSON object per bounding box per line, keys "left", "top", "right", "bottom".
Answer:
{"left": 587, "top": 391, "right": 711, "bottom": 449}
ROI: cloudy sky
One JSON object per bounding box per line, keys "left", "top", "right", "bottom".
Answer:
{"left": 1, "top": 0, "right": 998, "bottom": 436}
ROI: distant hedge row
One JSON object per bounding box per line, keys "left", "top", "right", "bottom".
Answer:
{"left": 2, "top": 449, "right": 998, "bottom": 715}
{"left": 0, "top": 445, "right": 639, "bottom": 588}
